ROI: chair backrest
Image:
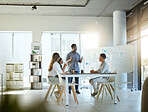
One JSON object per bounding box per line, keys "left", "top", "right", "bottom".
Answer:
{"left": 109, "top": 77, "right": 115, "bottom": 82}
{"left": 57, "top": 71, "right": 65, "bottom": 86}
{"left": 44, "top": 71, "right": 49, "bottom": 82}
{"left": 109, "top": 72, "right": 117, "bottom": 82}
{"left": 45, "top": 71, "right": 59, "bottom": 85}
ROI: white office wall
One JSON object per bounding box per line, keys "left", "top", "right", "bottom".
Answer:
{"left": 0, "top": 15, "right": 113, "bottom": 47}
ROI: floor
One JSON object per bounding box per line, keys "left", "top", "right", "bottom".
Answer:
{"left": 1, "top": 88, "right": 141, "bottom": 112}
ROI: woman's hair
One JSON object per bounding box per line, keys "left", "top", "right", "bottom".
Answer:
{"left": 48, "top": 53, "right": 60, "bottom": 71}
{"left": 57, "top": 57, "right": 63, "bottom": 69}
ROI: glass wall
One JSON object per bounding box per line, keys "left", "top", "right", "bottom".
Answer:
{"left": 127, "top": 1, "right": 148, "bottom": 89}
{"left": 0, "top": 32, "right": 32, "bottom": 88}
{"left": 0, "top": 32, "right": 12, "bottom": 88}
{"left": 13, "top": 32, "right": 32, "bottom": 87}
{"left": 141, "top": 31, "right": 148, "bottom": 85}
{"left": 61, "top": 33, "right": 80, "bottom": 62}
{"left": 42, "top": 32, "right": 99, "bottom": 86}
{"left": 128, "top": 41, "right": 138, "bottom": 89}
{"left": 51, "top": 33, "right": 61, "bottom": 54}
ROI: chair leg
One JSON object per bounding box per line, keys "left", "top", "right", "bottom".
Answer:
{"left": 64, "top": 92, "right": 66, "bottom": 96}
{"left": 57, "top": 87, "right": 65, "bottom": 105}
{"left": 105, "top": 85, "right": 113, "bottom": 100}
{"left": 97, "top": 84, "right": 100, "bottom": 91}
{"left": 57, "top": 84, "right": 60, "bottom": 92}
{"left": 104, "top": 85, "right": 108, "bottom": 95}
{"left": 97, "top": 84, "right": 103, "bottom": 100}
{"left": 71, "top": 86, "right": 79, "bottom": 104}
{"left": 44, "top": 85, "right": 52, "bottom": 101}
{"left": 50, "top": 85, "right": 57, "bottom": 97}
{"left": 110, "top": 84, "right": 120, "bottom": 102}
{"left": 101, "top": 84, "right": 105, "bottom": 102}
{"left": 117, "top": 96, "right": 120, "bottom": 102}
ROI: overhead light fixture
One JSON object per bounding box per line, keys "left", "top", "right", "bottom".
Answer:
{"left": 32, "top": 5, "right": 37, "bottom": 10}
{"left": 126, "top": 10, "right": 133, "bottom": 17}
{"left": 127, "top": 12, "right": 133, "bottom": 17}
{"left": 144, "top": 0, "right": 148, "bottom": 5}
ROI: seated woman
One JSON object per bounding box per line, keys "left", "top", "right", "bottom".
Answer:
{"left": 89, "top": 53, "right": 111, "bottom": 96}
{"left": 57, "top": 57, "right": 67, "bottom": 73}
{"left": 48, "top": 53, "right": 68, "bottom": 99}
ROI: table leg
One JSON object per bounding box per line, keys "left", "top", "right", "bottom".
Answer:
{"left": 90, "top": 76, "right": 93, "bottom": 94}
{"left": 114, "top": 75, "right": 117, "bottom": 104}
{"left": 66, "top": 76, "right": 69, "bottom": 106}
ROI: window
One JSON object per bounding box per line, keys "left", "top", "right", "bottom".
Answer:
{"left": 13, "top": 32, "right": 32, "bottom": 87}
{"left": 127, "top": 2, "right": 148, "bottom": 90}
{"left": 141, "top": 24, "right": 148, "bottom": 86}
{"left": 51, "top": 33, "right": 61, "bottom": 53}
{"left": 141, "top": 36, "right": 148, "bottom": 85}
{"left": 0, "top": 32, "right": 12, "bottom": 87}
{"left": 0, "top": 32, "right": 32, "bottom": 88}
{"left": 81, "top": 33, "right": 99, "bottom": 49}
{"left": 61, "top": 33, "right": 80, "bottom": 62}
{"left": 141, "top": 23, "right": 148, "bottom": 37}
{"left": 42, "top": 32, "right": 99, "bottom": 85}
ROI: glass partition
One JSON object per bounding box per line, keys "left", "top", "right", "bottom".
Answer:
{"left": 13, "top": 32, "right": 32, "bottom": 87}
{"left": 0, "top": 32, "right": 12, "bottom": 87}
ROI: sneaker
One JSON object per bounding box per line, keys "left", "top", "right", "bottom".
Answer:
{"left": 69, "top": 91, "right": 71, "bottom": 94}
{"left": 91, "top": 92, "right": 98, "bottom": 96}
{"left": 76, "top": 90, "right": 80, "bottom": 94}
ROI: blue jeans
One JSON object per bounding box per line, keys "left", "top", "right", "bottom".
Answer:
{"left": 68, "top": 71, "right": 79, "bottom": 91}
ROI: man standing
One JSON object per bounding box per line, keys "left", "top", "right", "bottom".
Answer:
{"left": 89, "top": 53, "right": 110, "bottom": 96}
{"left": 66, "top": 44, "right": 83, "bottom": 94}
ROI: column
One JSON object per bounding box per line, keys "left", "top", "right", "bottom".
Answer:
{"left": 113, "top": 10, "right": 127, "bottom": 89}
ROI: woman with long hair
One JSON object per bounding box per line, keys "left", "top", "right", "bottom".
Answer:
{"left": 48, "top": 53, "right": 68, "bottom": 99}
{"left": 48, "top": 52, "right": 60, "bottom": 72}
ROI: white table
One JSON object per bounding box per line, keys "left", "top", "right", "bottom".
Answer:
{"left": 62, "top": 73, "right": 117, "bottom": 106}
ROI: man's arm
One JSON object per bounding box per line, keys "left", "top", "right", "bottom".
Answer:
{"left": 66, "top": 54, "right": 72, "bottom": 63}
{"left": 91, "top": 67, "right": 106, "bottom": 73}
{"left": 79, "top": 57, "right": 83, "bottom": 63}
{"left": 90, "top": 70, "right": 98, "bottom": 73}
{"left": 98, "top": 64, "right": 108, "bottom": 73}
{"left": 78, "top": 54, "right": 83, "bottom": 63}
{"left": 62, "top": 63, "right": 67, "bottom": 72}
{"left": 90, "top": 63, "right": 109, "bottom": 74}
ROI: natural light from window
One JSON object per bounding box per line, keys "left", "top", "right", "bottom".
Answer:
{"left": 141, "top": 29, "right": 148, "bottom": 37}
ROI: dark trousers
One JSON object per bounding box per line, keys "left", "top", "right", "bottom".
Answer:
{"left": 68, "top": 71, "right": 79, "bottom": 91}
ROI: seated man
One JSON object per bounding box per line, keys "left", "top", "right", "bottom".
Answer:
{"left": 89, "top": 53, "right": 110, "bottom": 96}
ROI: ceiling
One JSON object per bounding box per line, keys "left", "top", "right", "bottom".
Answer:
{"left": 0, "top": 0, "right": 143, "bottom": 16}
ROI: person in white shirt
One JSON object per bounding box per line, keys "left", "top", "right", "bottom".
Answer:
{"left": 48, "top": 53, "right": 68, "bottom": 98}
{"left": 89, "top": 53, "right": 111, "bottom": 96}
